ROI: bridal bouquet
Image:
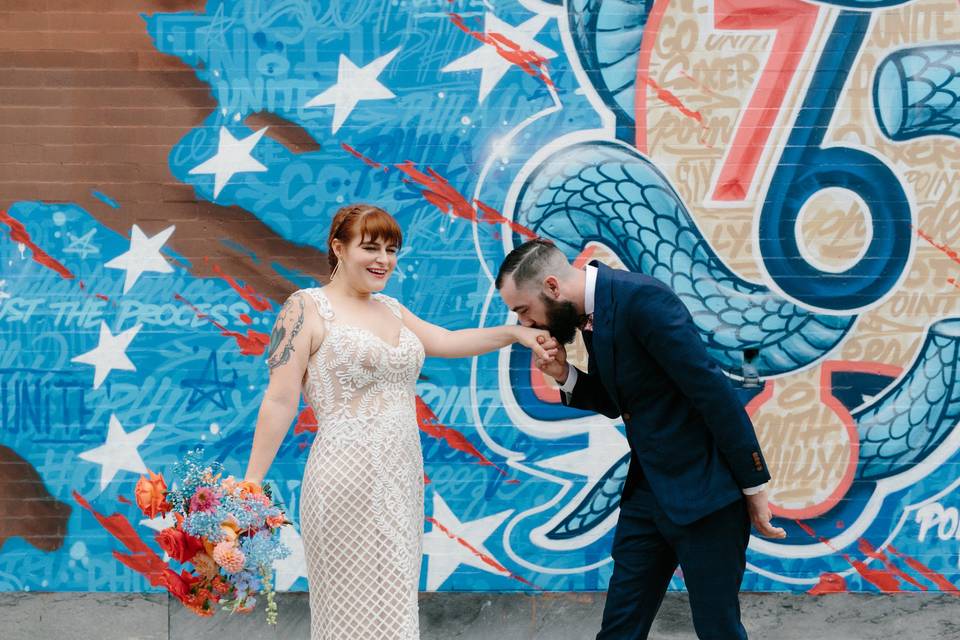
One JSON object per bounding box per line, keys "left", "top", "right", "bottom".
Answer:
{"left": 134, "top": 449, "right": 290, "bottom": 623}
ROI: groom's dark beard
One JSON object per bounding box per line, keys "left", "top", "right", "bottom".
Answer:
{"left": 540, "top": 294, "right": 585, "bottom": 345}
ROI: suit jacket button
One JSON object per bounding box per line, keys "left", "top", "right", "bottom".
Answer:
{"left": 622, "top": 412, "right": 631, "bottom": 421}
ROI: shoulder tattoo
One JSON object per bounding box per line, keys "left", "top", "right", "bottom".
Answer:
{"left": 267, "top": 294, "right": 305, "bottom": 371}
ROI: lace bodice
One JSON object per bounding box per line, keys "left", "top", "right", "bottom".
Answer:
{"left": 300, "top": 287, "right": 425, "bottom": 446}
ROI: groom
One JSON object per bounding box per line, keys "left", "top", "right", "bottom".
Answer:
{"left": 496, "top": 238, "right": 785, "bottom": 639}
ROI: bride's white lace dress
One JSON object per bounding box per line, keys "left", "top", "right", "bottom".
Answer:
{"left": 298, "top": 287, "right": 425, "bottom": 640}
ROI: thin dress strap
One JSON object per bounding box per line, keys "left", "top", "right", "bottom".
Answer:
{"left": 301, "top": 287, "right": 335, "bottom": 325}
{"left": 372, "top": 293, "right": 403, "bottom": 319}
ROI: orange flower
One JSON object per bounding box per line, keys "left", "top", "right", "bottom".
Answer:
{"left": 185, "top": 588, "right": 216, "bottom": 617}
{"left": 266, "top": 514, "right": 286, "bottom": 529}
{"left": 211, "top": 575, "right": 232, "bottom": 595}
{"left": 191, "top": 553, "right": 218, "bottom": 579}
{"left": 237, "top": 480, "right": 263, "bottom": 498}
{"left": 212, "top": 541, "right": 246, "bottom": 574}
{"left": 219, "top": 524, "right": 238, "bottom": 544}
{"left": 221, "top": 476, "right": 239, "bottom": 494}
{"left": 211, "top": 576, "right": 231, "bottom": 594}
{"left": 134, "top": 470, "right": 171, "bottom": 518}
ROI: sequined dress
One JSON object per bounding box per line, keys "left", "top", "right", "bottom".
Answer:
{"left": 298, "top": 287, "right": 425, "bottom": 640}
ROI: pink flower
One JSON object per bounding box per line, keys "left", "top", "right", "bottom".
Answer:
{"left": 190, "top": 486, "right": 221, "bottom": 513}
{"left": 212, "top": 541, "right": 246, "bottom": 574}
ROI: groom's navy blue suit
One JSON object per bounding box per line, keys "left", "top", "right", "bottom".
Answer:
{"left": 561, "top": 262, "right": 771, "bottom": 640}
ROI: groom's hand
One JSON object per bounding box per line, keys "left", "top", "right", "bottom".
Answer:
{"left": 745, "top": 490, "right": 786, "bottom": 538}
{"left": 535, "top": 336, "right": 569, "bottom": 383}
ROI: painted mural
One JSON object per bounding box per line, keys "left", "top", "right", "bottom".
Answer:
{"left": 1, "top": 0, "right": 959, "bottom": 595}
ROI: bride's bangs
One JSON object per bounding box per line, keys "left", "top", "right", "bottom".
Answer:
{"left": 357, "top": 208, "right": 403, "bottom": 249}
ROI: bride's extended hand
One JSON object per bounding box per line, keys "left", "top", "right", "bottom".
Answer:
{"left": 514, "top": 326, "right": 557, "bottom": 362}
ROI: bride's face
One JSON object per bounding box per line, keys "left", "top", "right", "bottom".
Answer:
{"left": 333, "top": 234, "right": 398, "bottom": 292}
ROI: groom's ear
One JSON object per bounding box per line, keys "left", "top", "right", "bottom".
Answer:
{"left": 542, "top": 275, "right": 561, "bottom": 298}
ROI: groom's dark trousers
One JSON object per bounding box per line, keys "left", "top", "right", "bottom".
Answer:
{"left": 562, "top": 263, "right": 771, "bottom": 640}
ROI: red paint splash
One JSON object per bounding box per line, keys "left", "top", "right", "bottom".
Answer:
{"left": 341, "top": 143, "right": 387, "bottom": 171}
{"left": 638, "top": 74, "right": 704, "bottom": 125}
{"left": 395, "top": 162, "right": 537, "bottom": 239}
{"left": 474, "top": 201, "right": 538, "bottom": 240}
{"left": 947, "top": 278, "right": 960, "bottom": 291}
{"left": 634, "top": 0, "right": 670, "bottom": 154}
{"left": 174, "top": 294, "right": 270, "bottom": 356}
{"left": 117, "top": 495, "right": 132, "bottom": 506}
{"left": 916, "top": 228, "right": 960, "bottom": 267}
{"left": 73, "top": 491, "right": 169, "bottom": 582}
{"left": 808, "top": 572, "right": 847, "bottom": 595}
{"left": 447, "top": 13, "right": 553, "bottom": 88}
{"left": 858, "top": 539, "right": 925, "bottom": 591}
{"left": 426, "top": 515, "right": 539, "bottom": 589}
{"left": 239, "top": 313, "right": 253, "bottom": 325}
{"left": 294, "top": 406, "right": 319, "bottom": 435}
{"left": 416, "top": 396, "right": 512, "bottom": 478}
{"left": 841, "top": 553, "right": 902, "bottom": 592}
{"left": 795, "top": 520, "right": 897, "bottom": 590}
{"left": 796, "top": 520, "right": 960, "bottom": 595}
{"left": 209, "top": 262, "right": 273, "bottom": 312}
{"left": 888, "top": 545, "right": 960, "bottom": 596}
{"left": 74, "top": 492, "right": 199, "bottom": 603}
{"left": 396, "top": 162, "right": 478, "bottom": 224}
{"left": 0, "top": 210, "right": 75, "bottom": 279}
{"left": 424, "top": 473, "right": 432, "bottom": 485}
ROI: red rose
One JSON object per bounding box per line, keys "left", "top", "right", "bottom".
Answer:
{"left": 156, "top": 527, "right": 205, "bottom": 564}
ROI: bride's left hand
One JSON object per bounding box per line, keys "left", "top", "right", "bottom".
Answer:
{"left": 514, "top": 326, "right": 557, "bottom": 361}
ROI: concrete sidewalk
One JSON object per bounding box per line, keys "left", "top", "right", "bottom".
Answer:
{"left": 2, "top": 592, "right": 957, "bottom": 639}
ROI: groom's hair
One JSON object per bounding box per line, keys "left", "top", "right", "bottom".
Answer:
{"left": 495, "top": 238, "right": 570, "bottom": 290}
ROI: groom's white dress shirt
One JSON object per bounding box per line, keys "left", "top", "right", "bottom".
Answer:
{"left": 557, "top": 265, "right": 766, "bottom": 496}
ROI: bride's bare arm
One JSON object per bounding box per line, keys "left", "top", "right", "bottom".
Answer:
{"left": 244, "top": 291, "right": 317, "bottom": 484}
{"left": 399, "top": 304, "right": 556, "bottom": 360}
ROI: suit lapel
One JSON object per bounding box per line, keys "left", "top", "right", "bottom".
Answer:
{"left": 590, "top": 262, "right": 620, "bottom": 413}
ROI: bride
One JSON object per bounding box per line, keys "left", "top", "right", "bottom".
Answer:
{"left": 243, "top": 203, "right": 554, "bottom": 639}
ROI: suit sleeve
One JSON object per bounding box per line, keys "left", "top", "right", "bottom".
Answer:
{"left": 628, "top": 284, "right": 771, "bottom": 489}
{"left": 561, "top": 366, "right": 621, "bottom": 419}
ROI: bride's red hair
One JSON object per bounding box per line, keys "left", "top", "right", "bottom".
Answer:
{"left": 326, "top": 204, "right": 403, "bottom": 272}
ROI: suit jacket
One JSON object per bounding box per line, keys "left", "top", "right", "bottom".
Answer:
{"left": 562, "top": 262, "right": 771, "bottom": 525}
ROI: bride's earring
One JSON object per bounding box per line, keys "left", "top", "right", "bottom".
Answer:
{"left": 329, "top": 261, "right": 340, "bottom": 281}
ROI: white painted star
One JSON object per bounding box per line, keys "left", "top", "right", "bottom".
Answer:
{"left": 105, "top": 224, "right": 175, "bottom": 294}
{"left": 273, "top": 524, "right": 307, "bottom": 591}
{"left": 442, "top": 13, "right": 557, "bottom": 104}
{"left": 71, "top": 321, "right": 142, "bottom": 389}
{"left": 79, "top": 414, "right": 155, "bottom": 490}
{"left": 305, "top": 49, "right": 400, "bottom": 133}
{"left": 188, "top": 127, "right": 268, "bottom": 198}
{"left": 537, "top": 422, "right": 629, "bottom": 483}
{"left": 423, "top": 493, "right": 513, "bottom": 590}
{"left": 140, "top": 512, "right": 177, "bottom": 533}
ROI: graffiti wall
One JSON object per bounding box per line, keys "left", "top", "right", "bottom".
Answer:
{"left": 1, "top": 0, "right": 959, "bottom": 594}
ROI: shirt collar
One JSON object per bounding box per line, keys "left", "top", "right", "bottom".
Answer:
{"left": 584, "top": 264, "right": 597, "bottom": 315}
